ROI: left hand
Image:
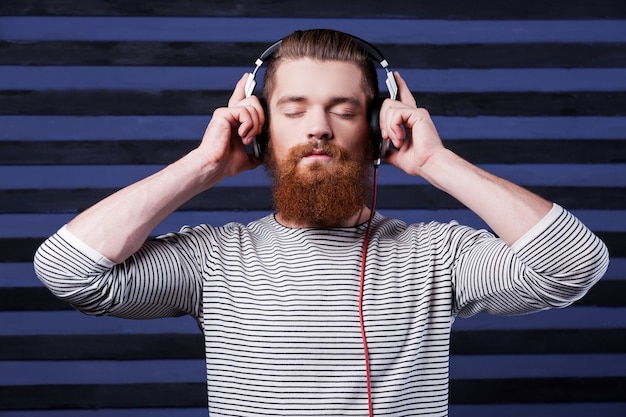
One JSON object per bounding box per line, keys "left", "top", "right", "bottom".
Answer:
{"left": 380, "top": 71, "right": 446, "bottom": 178}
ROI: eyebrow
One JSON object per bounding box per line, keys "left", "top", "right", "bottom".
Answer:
{"left": 275, "top": 95, "right": 362, "bottom": 107}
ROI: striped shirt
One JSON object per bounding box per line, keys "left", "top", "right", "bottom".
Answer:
{"left": 34, "top": 203, "right": 609, "bottom": 416}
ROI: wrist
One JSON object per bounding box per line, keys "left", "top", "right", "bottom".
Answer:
{"left": 418, "top": 148, "right": 464, "bottom": 192}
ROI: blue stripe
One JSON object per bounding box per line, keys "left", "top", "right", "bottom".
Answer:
{"left": 2, "top": 66, "right": 625, "bottom": 92}
{"left": 1, "top": 354, "right": 624, "bottom": 385}
{"left": 452, "top": 307, "right": 626, "bottom": 331}
{"left": 2, "top": 209, "right": 626, "bottom": 239}
{"left": 2, "top": 164, "right": 625, "bottom": 189}
{"left": 0, "top": 359, "right": 206, "bottom": 385}
{"left": 1, "top": 307, "right": 623, "bottom": 336}
{"left": 1, "top": 17, "right": 625, "bottom": 43}
{"left": 2, "top": 116, "right": 625, "bottom": 140}
{"left": 4, "top": 257, "right": 624, "bottom": 289}
{"left": 0, "top": 311, "right": 202, "bottom": 335}
{"left": 0, "top": 410, "right": 208, "bottom": 417}
{"left": 0, "top": 263, "right": 44, "bottom": 287}
{"left": 450, "top": 354, "right": 626, "bottom": 378}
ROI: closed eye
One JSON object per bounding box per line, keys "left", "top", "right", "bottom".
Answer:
{"left": 330, "top": 110, "right": 357, "bottom": 119}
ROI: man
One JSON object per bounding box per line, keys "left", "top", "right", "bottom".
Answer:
{"left": 34, "top": 29, "right": 609, "bottom": 416}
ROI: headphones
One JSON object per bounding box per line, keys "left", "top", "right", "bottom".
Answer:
{"left": 243, "top": 33, "right": 398, "bottom": 164}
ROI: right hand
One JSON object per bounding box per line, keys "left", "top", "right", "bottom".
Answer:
{"left": 194, "top": 73, "right": 266, "bottom": 182}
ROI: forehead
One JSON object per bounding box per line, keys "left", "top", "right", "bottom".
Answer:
{"left": 271, "top": 58, "right": 366, "bottom": 103}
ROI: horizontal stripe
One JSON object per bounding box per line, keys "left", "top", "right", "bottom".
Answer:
{"left": 1, "top": 405, "right": 624, "bottom": 417}
{"left": 0, "top": 409, "right": 207, "bottom": 417}
{"left": 3, "top": 91, "right": 625, "bottom": 116}
{"left": 0, "top": 359, "right": 206, "bottom": 385}
{"left": 2, "top": 354, "right": 624, "bottom": 386}
{"left": 0, "top": 382, "right": 206, "bottom": 410}
{"left": 3, "top": 67, "right": 626, "bottom": 92}
{"left": 0, "top": 334, "right": 205, "bottom": 360}
{"left": 2, "top": 209, "right": 626, "bottom": 240}
{"left": 0, "top": 185, "right": 626, "bottom": 216}
{"left": 2, "top": 0, "right": 625, "bottom": 19}
{"left": 0, "top": 379, "right": 623, "bottom": 410}
{"left": 450, "top": 354, "right": 626, "bottom": 378}
{"left": 1, "top": 187, "right": 624, "bottom": 216}
{"left": 1, "top": 17, "right": 625, "bottom": 43}
{"left": 2, "top": 164, "right": 625, "bottom": 189}
{"left": 2, "top": 328, "right": 623, "bottom": 361}
{"left": 452, "top": 307, "right": 626, "bottom": 331}
{"left": 448, "top": 404, "right": 626, "bottom": 417}
{"left": 2, "top": 42, "right": 625, "bottom": 68}
{"left": 0, "top": 311, "right": 201, "bottom": 335}
{"left": 2, "top": 116, "right": 625, "bottom": 140}
{"left": 450, "top": 377, "right": 626, "bottom": 403}
{"left": 1, "top": 139, "right": 623, "bottom": 165}
{"left": 0, "top": 209, "right": 626, "bottom": 239}
{"left": 606, "top": 258, "right": 626, "bottom": 280}
{"left": 2, "top": 279, "right": 623, "bottom": 312}
{"left": 0, "top": 263, "right": 39, "bottom": 287}
{"left": 1, "top": 307, "right": 622, "bottom": 336}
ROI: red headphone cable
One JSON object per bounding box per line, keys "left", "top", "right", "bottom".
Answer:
{"left": 359, "top": 162, "right": 380, "bottom": 417}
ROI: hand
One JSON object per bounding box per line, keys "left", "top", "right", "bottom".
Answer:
{"left": 194, "top": 73, "right": 265, "bottom": 181}
{"left": 379, "top": 72, "right": 445, "bottom": 177}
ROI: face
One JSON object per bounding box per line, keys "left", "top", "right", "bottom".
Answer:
{"left": 264, "top": 58, "right": 373, "bottom": 227}
{"left": 267, "top": 58, "right": 371, "bottom": 168}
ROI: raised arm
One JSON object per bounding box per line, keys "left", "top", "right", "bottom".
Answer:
{"left": 381, "top": 72, "right": 552, "bottom": 246}
{"left": 66, "top": 74, "right": 264, "bottom": 263}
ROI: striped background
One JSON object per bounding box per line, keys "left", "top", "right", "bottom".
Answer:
{"left": 1, "top": 1, "right": 625, "bottom": 416}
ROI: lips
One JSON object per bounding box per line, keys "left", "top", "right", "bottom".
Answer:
{"left": 306, "top": 149, "right": 331, "bottom": 157}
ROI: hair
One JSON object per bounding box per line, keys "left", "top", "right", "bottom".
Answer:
{"left": 261, "top": 29, "right": 379, "bottom": 102}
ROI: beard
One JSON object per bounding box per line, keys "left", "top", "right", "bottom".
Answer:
{"left": 264, "top": 140, "right": 373, "bottom": 228}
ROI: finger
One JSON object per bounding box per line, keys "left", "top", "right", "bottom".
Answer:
{"left": 394, "top": 71, "right": 417, "bottom": 108}
{"left": 380, "top": 102, "right": 405, "bottom": 147}
{"left": 238, "top": 105, "right": 262, "bottom": 142}
{"left": 228, "top": 73, "right": 250, "bottom": 107}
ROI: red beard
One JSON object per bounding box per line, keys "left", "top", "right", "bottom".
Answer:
{"left": 264, "top": 141, "right": 372, "bottom": 227}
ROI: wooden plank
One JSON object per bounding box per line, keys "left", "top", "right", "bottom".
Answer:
{"left": 4, "top": 116, "right": 624, "bottom": 140}
{"left": 2, "top": 41, "right": 626, "bottom": 68}
{"left": 2, "top": 280, "right": 623, "bottom": 312}
{"left": 5, "top": 67, "right": 626, "bottom": 92}
{"left": 1, "top": 0, "right": 624, "bottom": 19}
{"left": 1, "top": 328, "right": 623, "bottom": 360}
{"left": 3, "top": 91, "right": 625, "bottom": 116}
{"left": 450, "top": 377, "right": 626, "bottom": 403}
{"left": 1, "top": 187, "right": 625, "bottom": 216}
{"left": 0, "top": 382, "right": 206, "bottom": 410}
{"left": 0, "top": 378, "right": 623, "bottom": 410}
{"left": 1, "top": 231, "right": 623, "bottom": 262}
{"left": 1, "top": 139, "right": 624, "bottom": 165}
{"left": 2, "top": 19, "right": 625, "bottom": 45}
{"left": 0, "top": 334, "right": 204, "bottom": 359}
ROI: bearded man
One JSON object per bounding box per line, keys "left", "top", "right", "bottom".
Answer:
{"left": 34, "top": 29, "right": 608, "bottom": 417}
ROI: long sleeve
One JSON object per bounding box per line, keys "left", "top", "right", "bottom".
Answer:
{"left": 34, "top": 225, "right": 203, "bottom": 319}
{"left": 452, "top": 204, "right": 609, "bottom": 317}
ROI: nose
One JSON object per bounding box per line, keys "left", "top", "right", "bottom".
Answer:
{"left": 307, "top": 108, "right": 333, "bottom": 141}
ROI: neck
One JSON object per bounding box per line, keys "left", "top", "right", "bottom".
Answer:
{"left": 275, "top": 205, "right": 371, "bottom": 229}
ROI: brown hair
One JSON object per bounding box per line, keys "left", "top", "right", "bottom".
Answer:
{"left": 261, "top": 29, "right": 379, "bottom": 102}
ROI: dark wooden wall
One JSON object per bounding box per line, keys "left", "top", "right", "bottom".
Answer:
{"left": 1, "top": 1, "right": 625, "bottom": 415}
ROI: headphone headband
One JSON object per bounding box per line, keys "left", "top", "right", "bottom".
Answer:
{"left": 244, "top": 34, "right": 398, "bottom": 100}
